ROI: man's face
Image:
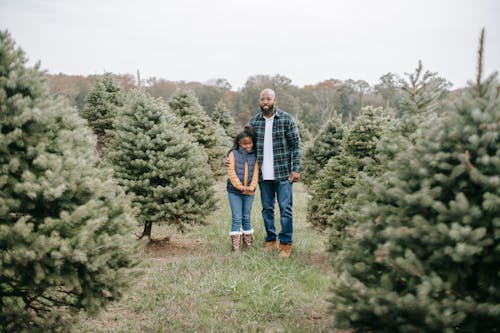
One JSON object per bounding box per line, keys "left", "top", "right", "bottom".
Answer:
{"left": 259, "top": 92, "right": 276, "bottom": 113}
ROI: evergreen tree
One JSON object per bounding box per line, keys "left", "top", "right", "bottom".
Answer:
{"left": 109, "top": 89, "right": 217, "bottom": 239}
{"left": 168, "top": 89, "right": 228, "bottom": 177}
{"left": 0, "top": 31, "right": 138, "bottom": 332}
{"left": 330, "top": 39, "right": 500, "bottom": 331}
{"left": 306, "top": 107, "right": 387, "bottom": 229}
{"left": 397, "top": 61, "right": 451, "bottom": 135}
{"left": 211, "top": 99, "right": 238, "bottom": 138}
{"left": 301, "top": 115, "right": 344, "bottom": 187}
{"left": 81, "top": 73, "right": 123, "bottom": 153}
{"left": 330, "top": 63, "right": 449, "bottom": 251}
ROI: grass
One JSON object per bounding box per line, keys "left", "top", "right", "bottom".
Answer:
{"left": 74, "top": 182, "right": 335, "bottom": 332}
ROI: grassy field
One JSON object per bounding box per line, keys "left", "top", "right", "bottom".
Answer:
{"left": 75, "top": 182, "right": 335, "bottom": 332}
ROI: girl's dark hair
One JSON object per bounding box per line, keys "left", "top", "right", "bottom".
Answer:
{"left": 227, "top": 125, "right": 256, "bottom": 156}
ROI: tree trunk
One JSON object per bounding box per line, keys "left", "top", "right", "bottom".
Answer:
{"left": 140, "top": 221, "right": 153, "bottom": 240}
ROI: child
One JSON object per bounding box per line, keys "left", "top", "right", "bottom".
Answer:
{"left": 226, "top": 125, "right": 259, "bottom": 251}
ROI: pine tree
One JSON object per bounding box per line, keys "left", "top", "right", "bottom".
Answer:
{"left": 168, "top": 89, "right": 228, "bottom": 177}
{"left": 81, "top": 73, "right": 123, "bottom": 154}
{"left": 211, "top": 99, "right": 238, "bottom": 138}
{"left": 0, "top": 31, "right": 138, "bottom": 332}
{"left": 108, "top": 89, "right": 217, "bottom": 239}
{"left": 330, "top": 62, "right": 449, "bottom": 252}
{"left": 306, "top": 107, "right": 387, "bottom": 229}
{"left": 301, "top": 115, "right": 344, "bottom": 187}
{"left": 330, "top": 32, "right": 500, "bottom": 332}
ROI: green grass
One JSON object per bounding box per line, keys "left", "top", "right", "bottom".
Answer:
{"left": 75, "top": 182, "right": 335, "bottom": 332}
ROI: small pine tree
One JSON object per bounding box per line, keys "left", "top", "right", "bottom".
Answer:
{"left": 211, "top": 99, "right": 238, "bottom": 138}
{"left": 109, "top": 89, "right": 217, "bottom": 239}
{"left": 330, "top": 32, "right": 500, "bottom": 332}
{"left": 301, "top": 115, "right": 344, "bottom": 187}
{"left": 81, "top": 73, "right": 123, "bottom": 153}
{"left": 168, "top": 89, "right": 228, "bottom": 177}
{"left": 0, "top": 31, "right": 138, "bottom": 332}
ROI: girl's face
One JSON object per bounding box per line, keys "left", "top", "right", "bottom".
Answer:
{"left": 239, "top": 136, "right": 253, "bottom": 153}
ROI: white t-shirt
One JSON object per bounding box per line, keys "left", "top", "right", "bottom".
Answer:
{"left": 262, "top": 115, "right": 275, "bottom": 180}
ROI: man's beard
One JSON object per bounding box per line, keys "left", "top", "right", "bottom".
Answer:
{"left": 260, "top": 104, "right": 275, "bottom": 117}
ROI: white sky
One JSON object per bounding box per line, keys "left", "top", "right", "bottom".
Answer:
{"left": 1, "top": 0, "right": 499, "bottom": 90}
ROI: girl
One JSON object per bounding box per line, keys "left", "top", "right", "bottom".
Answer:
{"left": 226, "top": 125, "right": 259, "bottom": 251}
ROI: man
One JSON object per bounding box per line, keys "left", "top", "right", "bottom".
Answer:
{"left": 249, "top": 88, "right": 301, "bottom": 258}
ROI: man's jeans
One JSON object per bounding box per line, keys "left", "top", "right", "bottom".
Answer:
{"left": 228, "top": 191, "right": 255, "bottom": 234}
{"left": 259, "top": 180, "right": 293, "bottom": 244}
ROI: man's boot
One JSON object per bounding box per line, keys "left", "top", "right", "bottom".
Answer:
{"left": 278, "top": 243, "right": 292, "bottom": 258}
{"left": 262, "top": 239, "right": 278, "bottom": 251}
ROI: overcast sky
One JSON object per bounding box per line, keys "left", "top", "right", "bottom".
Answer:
{"left": 1, "top": 0, "right": 499, "bottom": 90}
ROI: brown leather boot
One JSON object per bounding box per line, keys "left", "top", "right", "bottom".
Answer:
{"left": 242, "top": 232, "right": 253, "bottom": 248}
{"left": 278, "top": 243, "right": 292, "bottom": 258}
{"left": 230, "top": 234, "right": 241, "bottom": 251}
{"left": 262, "top": 239, "right": 279, "bottom": 251}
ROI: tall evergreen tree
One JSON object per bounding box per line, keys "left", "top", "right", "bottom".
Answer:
{"left": 330, "top": 34, "right": 500, "bottom": 332}
{"left": 81, "top": 73, "right": 123, "bottom": 153}
{"left": 301, "top": 115, "right": 344, "bottom": 187}
{"left": 109, "top": 90, "right": 217, "bottom": 239}
{"left": 0, "top": 31, "right": 138, "bottom": 332}
{"left": 168, "top": 89, "right": 228, "bottom": 177}
{"left": 330, "top": 63, "right": 450, "bottom": 251}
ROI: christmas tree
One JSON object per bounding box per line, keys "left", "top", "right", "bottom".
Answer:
{"left": 330, "top": 62, "right": 449, "bottom": 251}
{"left": 301, "top": 115, "right": 344, "bottom": 187}
{"left": 168, "top": 89, "right": 228, "bottom": 177}
{"left": 81, "top": 73, "right": 123, "bottom": 154}
{"left": 108, "top": 89, "right": 217, "bottom": 239}
{"left": 306, "top": 107, "right": 387, "bottom": 229}
{"left": 0, "top": 31, "right": 138, "bottom": 331}
{"left": 330, "top": 31, "right": 500, "bottom": 332}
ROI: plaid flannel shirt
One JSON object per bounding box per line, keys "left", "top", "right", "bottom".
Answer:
{"left": 249, "top": 108, "right": 302, "bottom": 181}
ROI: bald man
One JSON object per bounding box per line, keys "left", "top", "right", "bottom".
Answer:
{"left": 249, "top": 88, "right": 301, "bottom": 258}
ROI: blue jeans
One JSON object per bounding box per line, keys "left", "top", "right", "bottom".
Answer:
{"left": 228, "top": 191, "right": 255, "bottom": 234}
{"left": 259, "top": 180, "right": 293, "bottom": 244}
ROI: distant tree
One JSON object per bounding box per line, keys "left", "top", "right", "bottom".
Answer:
{"left": 329, "top": 51, "right": 500, "bottom": 332}
{"left": 0, "top": 31, "right": 138, "bottom": 332}
{"left": 168, "top": 89, "right": 228, "bottom": 177}
{"left": 374, "top": 72, "right": 403, "bottom": 109}
{"left": 211, "top": 99, "right": 238, "bottom": 138}
{"left": 295, "top": 118, "right": 313, "bottom": 148}
{"left": 109, "top": 90, "right": 217, "bottom": 238}
{"left": 81, "top": 74, "right": 123, "bottom": 154}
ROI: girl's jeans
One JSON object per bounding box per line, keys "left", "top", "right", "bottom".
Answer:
{"left": 228, "top": 191, "right": 254, "bottom": 234}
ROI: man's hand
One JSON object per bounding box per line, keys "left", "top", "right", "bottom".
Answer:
{"left": 289, "top": 171, "right": 300, "bottom": 183}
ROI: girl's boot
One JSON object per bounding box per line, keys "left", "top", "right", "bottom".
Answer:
{"left": 230, "top": 233, "right": 241, "bottom": 251}
{"left": 242, "top": 230, "right": 254, "bottom": 248}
